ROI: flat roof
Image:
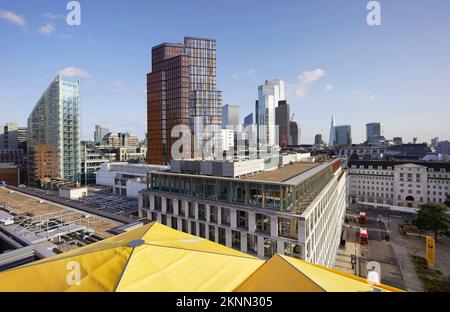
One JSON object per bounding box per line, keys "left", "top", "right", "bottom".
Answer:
{"left": 244, "top": 162, "right": 320, "bottom": 183}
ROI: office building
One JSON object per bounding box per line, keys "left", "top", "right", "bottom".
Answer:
{"left": 256, "top": 80, "right": 285, "bottom": 147}
{"left": 431, "top": 137, "right": 440, "bottom": 148}
{"left": 244, "top": 113, "right": 254, "bottom": 126}
{"left": 340, "top": 143, "right": 433, "bottom": 161}
{"left": 393, "top": 137, "right": 403, "bottom": 145}
{"left": 437, "top": 141, "right": 450, "bottom": 154}
{"left": 222, "top": 104, "right": 240, "bottom": 129}
{"left": 314, "top": 134, "right": 323, "bottom": 147}
{"left": 0, "top": 163, "right": 19, "bottom": 186}
{"left": 328, "top": 115, "right": 335, "bottom": 147}
{"left": 275, "top": 101, "right": 290, "bottom": 147}
{"left": 103, "top": 132, "right": 140, "bottom": 147}
{"left": 27, "top": 75, "right": 81, "bottom": 185}
{"left": 96, "top": 162, "right": 168, "bottom": 198}
{"left": 0, "top": 123, "right": 27, "bottom": 184}
{"left": 348, "top": 160, "right": 450, "bottom": 208}
{"left": 81, "top": 142, "right": 110, "bottom": 185}
{"left": 147, "top": 36, "right": 222, "bottom": 165}
{"left": 94, "top": 125, "right": 110, "bottom": 144}
{"left": 0, "top": 123, "right": 26, "bottom": 150}
{"left": 290, "top": 121, "right": 299, "bottom": 146}
{"left": 334, "top": 125, "right": 352, "bottom": 147}
{"left": 366, "top": 122, "right": 384, "bottom": 142}
{"left": 221, "top": 129, "right": 235, "bottom": 152}
{"left": 138, "top": 157, "right": 347, "bottom": 268}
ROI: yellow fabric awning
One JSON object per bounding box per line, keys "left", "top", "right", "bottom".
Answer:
{"left": 0, "top": 222, "right": 404, "bottom": 292}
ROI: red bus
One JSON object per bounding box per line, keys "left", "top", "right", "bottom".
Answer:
{"left": 358, "top": 212, "right": 367, "bottom": 224}
{"left": 359, "top": 228, "right": 369, "bottom": 245}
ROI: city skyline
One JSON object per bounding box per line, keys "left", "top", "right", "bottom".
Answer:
{"left": 1, "top": 0, "right": 449, "bottom": 144}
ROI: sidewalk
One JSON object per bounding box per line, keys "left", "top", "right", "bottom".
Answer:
{"left": 386, "top": 217, "right": 424, "bottom": 292}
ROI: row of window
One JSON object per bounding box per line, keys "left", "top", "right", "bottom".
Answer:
{"left": 148, "top": 211, "right": 300, "bottom": 259}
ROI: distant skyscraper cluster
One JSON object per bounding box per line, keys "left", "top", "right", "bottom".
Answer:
{"left": 255, "top": 80, "right": 285, "bottom": 148}
{"left": 328, "top": 115, "right": 352, "bottom": 147}
{"left": 94, "top": 125, "right": 110, "bottom": 144}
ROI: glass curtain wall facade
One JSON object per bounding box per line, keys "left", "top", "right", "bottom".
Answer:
{"left": 27, "top": 75, "right": 81, "bottom": 185}
{"left": 256, "top": 80, "right": 285, "bottom": 147}
{"left": 147, "top": 36, "right": 222, "bottom": 165}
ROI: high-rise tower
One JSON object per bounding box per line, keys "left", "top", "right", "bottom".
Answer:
{"left": 147, "top": 36, "right": 222, "bottom": 165}
{"left": 328, "top": 115, "right": 335, "bottom": 147}
{"left": 27, "top": 75, "right": 81, "bottom": 185}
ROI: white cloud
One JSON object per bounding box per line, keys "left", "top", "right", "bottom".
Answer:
{"left": 44, "top": 12, "right": 65, "bottom": 20}
{"left": 58, "top": 67, "right": 92, "bottom": 78}
{"left": 38, "top": 24, "right": 55, "bottom": 36}
{"left": 353, "top": 89, "right": 375, "bottom": 101}
{"left": 232, "top": 69, "right": 256, "bottom": 79}
{"left": 114, "top": 80, "right": 125, "bottom": 88}
{"left": 0, "top": 10, "right": 26, "bottom": 29}
{"left": 245, "top": 69, "right": 256, "bottom": 76}
{"left": 325, "top": 84, "right": 335, "bottom": 91}
{"left": 287, "top": 68, "right": 326, "bottom": 100}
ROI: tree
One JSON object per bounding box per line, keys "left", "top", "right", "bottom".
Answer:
{"left": 445, "top": 195, "right": 450, "bottom": 208}
{"left": 413, "top": 203, "right": 450, "bottom": 242}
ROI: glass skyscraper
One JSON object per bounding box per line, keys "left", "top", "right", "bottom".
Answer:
{"left": 334, "top": 125, "right": 352, "bottom": 147}
{"left": 256, "top": 80, "right": 285, "bottom": 147}
{"left": 147, "top": 36, "right": 222, "bottom": 164}
{"left": 222, "top": 104, "right": 240, "bottom": 129}
{"left": 27, "top": 75, "right": 81, "bottom": 185}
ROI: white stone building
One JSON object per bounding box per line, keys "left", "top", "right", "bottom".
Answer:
{"left": 348, "top": 160, "right": 450, "bottom": 208}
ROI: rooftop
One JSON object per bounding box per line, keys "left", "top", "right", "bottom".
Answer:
{"left": 244, "top": 162, "right": 320, "bottom": 183}
{"left": 0, "top": 188, "right": 121, "bottom": 238}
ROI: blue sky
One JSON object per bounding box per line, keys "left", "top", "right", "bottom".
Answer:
{"left": 0, "top": 0, "right": 449, "bottom": 144}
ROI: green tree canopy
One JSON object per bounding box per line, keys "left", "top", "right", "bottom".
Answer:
{"left": 413, "top": 203, "right": 450, "bottom": 242}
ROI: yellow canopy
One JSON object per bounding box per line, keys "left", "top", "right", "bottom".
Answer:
{"left": 236, "top": 254, "right": 400, "bottom": 292}
{"left": 0, "top": 222, "right": 403, "bottom": 292}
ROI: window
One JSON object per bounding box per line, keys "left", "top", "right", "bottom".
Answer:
{"left": 190, "top": 221, "right": 197, "bottom": 236}
{"left": 193, "top": 178, "right": 203, "bottom": 197}
{"left": 218, "top": 227, "right": 226, "bottom": 245}
{"left": 247, "top": 234, "right": 258, "bottom": 255}
{"left": 209, "top": 225, "right": 216, "bottom": 242}
{"left": 199, "top": 223, "right": 206, "bottom": 238}
{"left": 178, "top": 200, "right": 185, "bottom": 216}
{"left": 221, "top": 207, "right": 230, "bottom": 225}
{"left": 255, "top": 213, "right": 271, "bottom": 234}
{"left": 284, "top": 243, "right": 301, "bottom": 258}
{"left": 237, "top": 210, "right": 248, "bottom": 230}
{"left": 232, "top": 230, "right": 241, "bottom": 249}
{"left": 218, "top": 180, "right": 230, "bottom": 202}
{"left": 265, "top": 185, "right": 281, "bottom": 209}
{"left": 278, "top": 218, "right": 299, "bottom": 240}
{"left": 142, "top": 194, "right": 150, "bottom": 208}
{"left": 198, "top": 204, "right": 206, "bottom": 221}
{"left": 161, "top": 214, "right": 167, "bottom": 225}
{"left": 188, "top": 202, "right": 195, "bottom": 218}
{"left": 154, "top": 196, "right": 162, "bottom": 211}
{"left": 209, "top": 205, "right": 218, "bottom": 223}
{"left": 233, "top": 182, "right": 246, "bottom": 204}
{"left": 166, "top": 198, "right": 173, "bottom": 214}
{"left": 204, "top": 180, "right": 216, "bottom": 200}
{"left": 264, "top": 238, "right": 277, "bottom": 257}
{"left": 182, "top": 219, "right": 188, "bottom": 233}
{"left": 171, "top": 217, "right": 178, "bottom": 230}
{"left": 249, "top": 184, "right": 263, "bottom": 206}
